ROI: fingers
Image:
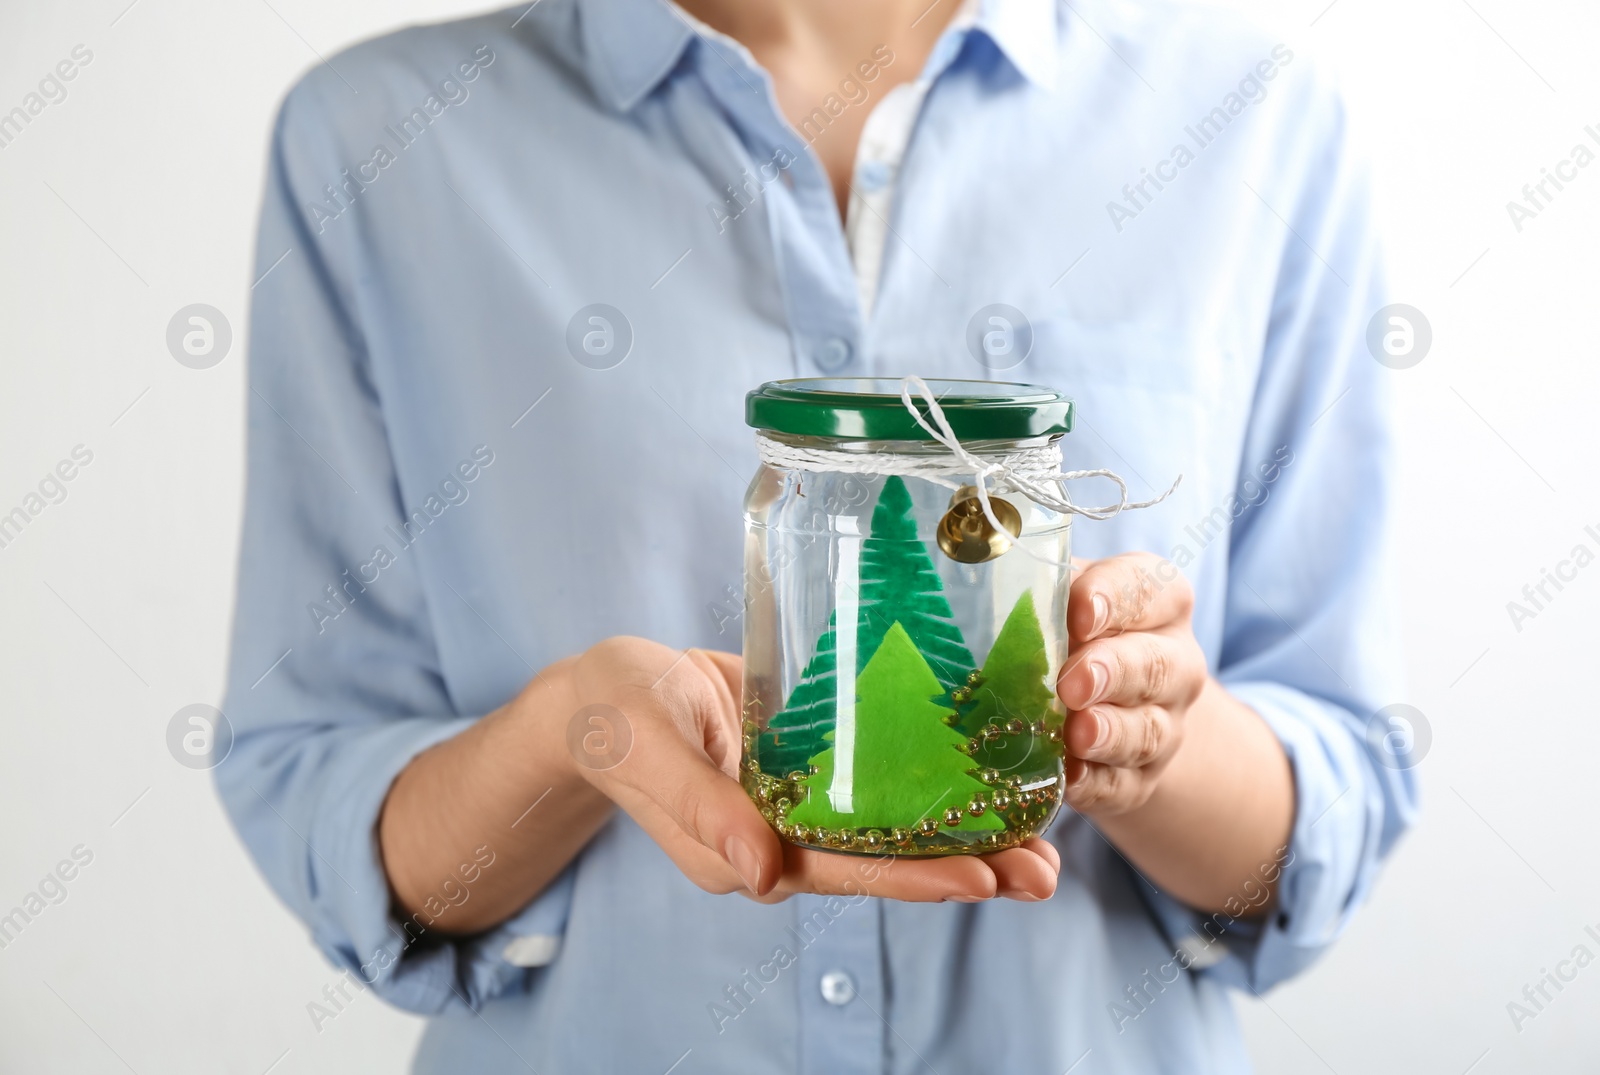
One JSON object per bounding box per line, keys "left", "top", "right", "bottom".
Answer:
{"left": 1067, "top": 552, "right": 1193, "bottom": 642}
{"left": 1021, "top": 835, "right": 1061, "bottom": 874}
{"left": 766, "top": 841, "right": 1061, "bottom": 903}
{"left": 1056, "top": 630, "right": 1204, "bottom": 711}
{"left": 1063, "top": 755, "right": 1155, "bottom": 814}
{"left": 1056, "top": 558, "right": 1204, "bottom": 818}
{"left": 776, "top": 846, "right": 998, "bottom": 902}
{"left": 985, "top": 842, "right": 1060, "bottom": 901}
{"left": 1064, "top": 703, "right": 1175, "bottom": 768}
{"left": 653, "top": 812, "right": 1064, "bottom": 904}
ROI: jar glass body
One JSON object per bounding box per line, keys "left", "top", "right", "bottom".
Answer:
{"left": 740, "top": 434, "right": 1071, "bottom": 857}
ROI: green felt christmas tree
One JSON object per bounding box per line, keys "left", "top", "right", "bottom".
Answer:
{"left": 954, "top": 590, "right": 1056, "bottom": 738}
{"left": 758, "top": 475, "right": 976, "bottom": 776}
{"left": 787, "top": 622, "right": 1004, "bottom": 834}
{"left": 756, "top": 606, "right": 845, "bottom": 777}
{"left": 856, "top": 475, "right": 976, "bottom": 688}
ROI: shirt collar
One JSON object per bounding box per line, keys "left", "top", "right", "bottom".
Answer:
{"left": 972, "top": 0, "right": 1060, "bottom": 90}
{"left": 578, "top": 0, "right": 1059, "bottom": 114}
{"left": 579, "top": 0, "right": 698, "bottom": 113}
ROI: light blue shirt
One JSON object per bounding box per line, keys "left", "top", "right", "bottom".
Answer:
{"left": 219, "top": 0, "right": 1417, "bottom": 1070}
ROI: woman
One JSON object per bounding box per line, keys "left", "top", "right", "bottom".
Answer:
{"left": 219, "top": 0, "right": 1414, "bottom": 1070}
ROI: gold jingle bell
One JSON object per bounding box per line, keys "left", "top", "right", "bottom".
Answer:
{"left": 936, "top": 485, "right": 1022, "bottom": 564}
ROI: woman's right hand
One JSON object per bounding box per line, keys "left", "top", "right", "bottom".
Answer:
{"left": 569, "top": 636, "right": 1061, "bottom": 903}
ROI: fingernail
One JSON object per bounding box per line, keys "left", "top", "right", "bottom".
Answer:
{"left": 1091, "top": 593, "right": 1110, "bottom": 635}
{"left": 948, "top": 895, "right": 984, "bottom": 903}
{"left": 999, "top": 890, "right": 1046, "bottom": 902}
{"left": 1089, "top": 662, "right": 1109, "bottom": 703}
{"left": 724, "top": 835, "right": 762, "bottom": 893}
{"left": 1089, "top": 710, "right": 1108, "bottom": 750}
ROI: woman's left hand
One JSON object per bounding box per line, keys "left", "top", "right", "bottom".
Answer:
{"left": 1056, "top": 553, "right": 1210, "bottom": 815}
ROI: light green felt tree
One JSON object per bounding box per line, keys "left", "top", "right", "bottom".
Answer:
{"left": 787, "top": 622, "right": 1003, "bottom": 834}
{"left": 954, "top": 589, "right": 1056, "bottom": 738}
{"left": 758, "top": 475, "right": 976, "bottom": 776}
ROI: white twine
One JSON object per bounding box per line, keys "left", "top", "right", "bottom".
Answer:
{"left": 756, "top": 376, "right": 1180, "bottom": 559}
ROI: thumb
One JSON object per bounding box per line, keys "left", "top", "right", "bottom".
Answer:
{"left": 598, "top": 704, "right": 783, "bottom": 897}
{"left": 702, "top": 649, "right": 743, "bottom": 699}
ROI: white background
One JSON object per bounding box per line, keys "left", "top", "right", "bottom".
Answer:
{"left": 1, "top": 0, "right": 1596, "bottom": 1071}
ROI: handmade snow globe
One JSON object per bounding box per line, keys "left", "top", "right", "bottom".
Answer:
{"left": 739, "top": 378, "right": 1077, "bottom": 857}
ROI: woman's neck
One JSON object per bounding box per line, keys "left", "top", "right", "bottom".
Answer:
{"left": 675, "top": 0, "right": 956, "bottom": 70}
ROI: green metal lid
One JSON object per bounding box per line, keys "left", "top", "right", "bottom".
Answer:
{"left": 746, "top": 378, "right": 1073, "bottom": 441}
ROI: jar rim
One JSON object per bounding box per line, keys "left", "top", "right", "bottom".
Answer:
{"left": 746, "top": 378, "right": 1074, "bottom": 442}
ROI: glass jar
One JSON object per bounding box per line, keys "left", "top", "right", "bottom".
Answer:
{"left": 739, "top": 378, "right": 1075, "bottom": 857}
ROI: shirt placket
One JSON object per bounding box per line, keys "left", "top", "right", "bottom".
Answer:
{"left": 844, "top": 82, "right": 924, "bottom": 323}
{"left": 792, "top": 893, "right": 887, "bottom": 1075}
{"left": 689, "top": 37, "right": 888, "bottom": 1075}
{"left": 844, "top": 0, "right": 975, "bottom": 322}
{"left": 691, "top": 39, "right": 863, "bottom": 378}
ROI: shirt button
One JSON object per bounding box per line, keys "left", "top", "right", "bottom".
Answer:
{"left": 819, "top": 970, "right": 855, "bottom": 1006}
{"left": 856, "top": 159, "right": 890, "bottom": 192}
{"left": 816, "top": 337, "right": 852, "bottom": 371}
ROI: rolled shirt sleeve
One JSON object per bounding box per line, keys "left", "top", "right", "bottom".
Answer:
{"left": 1143, "top": 70, "right": 1419, "bottom": 993}
{"left": 214, "top": 78, "right": 571, "bottom": 1015}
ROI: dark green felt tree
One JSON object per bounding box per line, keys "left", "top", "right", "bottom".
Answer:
{"left": 756, "top": 607, "right": 844, "bottom": 776}
{"left": 787, "top": 622, "right": 1004, "bottom": 834}
{"left": 758, "top": 476, "right": 977, "bottom": 776}
{"left": 854, "top": 475, "right": 976, "bottom": 689}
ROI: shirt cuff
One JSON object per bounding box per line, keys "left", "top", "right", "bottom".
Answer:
{"left": 1141, "top": 679, "right": 1413, "bottom": 993}
{"left": 306, "top": 715, "right": 578, "bottom": 1014}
